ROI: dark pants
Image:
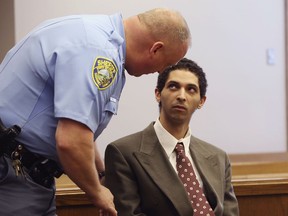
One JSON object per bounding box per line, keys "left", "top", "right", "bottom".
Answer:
{"left": 0, "top": 155, "right": 57, "bottom": 216}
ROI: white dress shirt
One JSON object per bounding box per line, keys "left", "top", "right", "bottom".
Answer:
{"left": 154, "top": 118, "right": 203, "bottom": 187}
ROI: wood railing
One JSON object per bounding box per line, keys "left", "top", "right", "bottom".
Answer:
{"left": 56, "top": 152, "right": 288, "bottom": 216}
{"left": 56, "top": 177, "right": 99, "bottom": 216}
{"left": 230, "top": 152, "right": 288, "bottom": 216}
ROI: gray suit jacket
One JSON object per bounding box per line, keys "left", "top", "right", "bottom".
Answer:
{"left": 104, "top": 123, "right": 239, "bottom": 216}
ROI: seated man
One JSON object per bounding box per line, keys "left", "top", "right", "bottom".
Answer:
{"left": 104, "top": 58, "right": 239, "bottom": 216}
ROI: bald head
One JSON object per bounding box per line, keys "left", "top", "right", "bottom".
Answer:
{"left": 124, "top": 8, "right": 191, "bottom": 77}
{"left": 137, "top": 8, "right": 191, "bottom": 47}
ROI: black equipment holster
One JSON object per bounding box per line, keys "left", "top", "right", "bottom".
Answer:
{"left": 0, "top": 118, "right": 63, "bottom": 188}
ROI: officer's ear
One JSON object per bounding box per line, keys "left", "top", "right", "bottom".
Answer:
{"left": 150, "top": 42, "right": 164, "bottom": 55}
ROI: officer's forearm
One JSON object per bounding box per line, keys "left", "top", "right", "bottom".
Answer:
{"left": 58, "top": 143, "right": 102, "bottom": 202}
{"left": 56, "top": 119, "right": 102, "bottom": 201}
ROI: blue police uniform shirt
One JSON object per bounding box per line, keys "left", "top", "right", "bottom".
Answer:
{"left": 0, "top": 13, "right": 126, "bottom": 163}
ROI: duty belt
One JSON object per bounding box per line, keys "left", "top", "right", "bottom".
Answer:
{"left": 0, "top": 140, "right": 63, "bottom": 188}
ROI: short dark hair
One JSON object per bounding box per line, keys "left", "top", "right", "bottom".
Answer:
{"left": 156, "top": 58, "right": 207, "bottom": 98}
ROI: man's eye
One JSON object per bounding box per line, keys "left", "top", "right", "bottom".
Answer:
{"left": 168, "top": 84, "right": 177, "bottom": 89}
{"left": 188, "top": 87, "right": 197, "bottom": 93}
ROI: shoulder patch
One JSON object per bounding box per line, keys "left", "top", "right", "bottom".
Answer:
{"left": 92, "top": 57, "right": 118, "bottom": 90}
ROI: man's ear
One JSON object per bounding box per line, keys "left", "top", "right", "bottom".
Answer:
{"left": 198, "top": 96, "right": 206, "bottom": 109}
{"left": 150, "top": 42, "right": 164, "bottom": 55}
{"left": 155, "top": 88, "right": 161, "bottom": 102}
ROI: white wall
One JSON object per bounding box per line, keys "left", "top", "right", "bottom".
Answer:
{"left": 14, "top": 0, "right": 287, "bottom": 156}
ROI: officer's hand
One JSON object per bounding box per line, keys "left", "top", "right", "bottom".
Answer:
{"left": 92, "top": 185, "right": 117, "bottom": 216}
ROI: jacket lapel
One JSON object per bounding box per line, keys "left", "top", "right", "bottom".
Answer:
{"left": 189, "top": 136, "right": 222, "bottom": 209}
{"left": 134, "top": 124, "right": 193, "bottom": 216}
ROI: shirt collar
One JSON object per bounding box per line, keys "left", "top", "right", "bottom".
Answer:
{"left": 154, "top": 118, "right": 191, "bottom": 157}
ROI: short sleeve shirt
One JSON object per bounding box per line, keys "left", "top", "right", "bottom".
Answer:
{"left": 0, "top": 14, "right": 126, "bottom": 162}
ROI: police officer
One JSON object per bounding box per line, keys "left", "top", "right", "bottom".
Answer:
{"left": 0, "top": 8, "right": 191, "bottom": 216}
